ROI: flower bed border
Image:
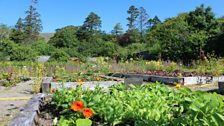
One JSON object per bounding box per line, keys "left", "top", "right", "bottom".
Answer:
{"left": 112, "top": 73, "right": 224, "bottom": 85}
{"left": 41, "top": 77, "right": 124, "bottom": 93}
{"left": 8, "top": 93, "right": 45, "bottom": 126}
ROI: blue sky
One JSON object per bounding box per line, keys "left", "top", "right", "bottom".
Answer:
{"left": 0, "top": 0, "right": 223, "bottom": 33}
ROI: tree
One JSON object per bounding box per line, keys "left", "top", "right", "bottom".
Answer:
{"left": 23, "top": 5, "right": 42, "bottom": 43}
{"left": 187, "top": 4, "right": 218, "bottom": 32}
{"left": 118, "top": 29, "right": 141, "bottom": 46}
{"left": 186, "top": 4, "right": 219, "bottom": 58}
{"left": 77, "top": 12, "right": 102, "bottom": 42}
{"left": 138, "top": 7, "right": 148, "bottom": 42}
{"left": 10, "top": 18, "right": 26, "bottom": 43}
{"left": 49, "top": 26, "right": 79, "bottom": 48}
{"left": 111, "top": 23, "right": 123, "bottom": 38}
{"left": 0, "top": 24, "right": 11, "bottom": 40}
{"left": 146, "top": 13, "right": 193, "bottom": 61}
{"left": 83, "top": 12, "right": 101, "bottom": 31}
{"left": 147, "top": 16, "right": 161, "bottom": 29}
{"left": 152, "top": 16, "right": 161, "bottom": 25}
{"left": 127, "top": 5, "right": 139, "bottom": 30}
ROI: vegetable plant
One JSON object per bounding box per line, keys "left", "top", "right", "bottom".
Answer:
{"left": 51, "top": 83, "right": 224, "bottom": 125}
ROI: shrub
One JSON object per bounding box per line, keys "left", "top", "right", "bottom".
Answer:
{"left": 49, "top": 49, "right": 70, "bottom": 62}
{"left": 31, "top": 40, "right": 56, "bottom": 55}
{"left": 10, "top": 46, "right": 37, "bottom": 61}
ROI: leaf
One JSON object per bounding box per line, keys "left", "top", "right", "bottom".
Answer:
{"left": 76, "top": 118, "right": 92, "bottom": 126}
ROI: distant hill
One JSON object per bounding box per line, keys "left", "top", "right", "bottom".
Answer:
{"left": 40, "top": 33, "right": 54, "bottom": 42}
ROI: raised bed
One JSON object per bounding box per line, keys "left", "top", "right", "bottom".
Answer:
{"left": 218, "top": 81, "right": 224, "bottom": 92}
{"left": 9, "top": 82, "right": 224, "bottom": 126}
{"left": 8, "top": 93, "right": 45, "bottom": 126}
{"left": 41, "top": 77, "right": 124, "bottom": 93}
{"left": 112, "top": 73, "right": 224, "bottom": 85}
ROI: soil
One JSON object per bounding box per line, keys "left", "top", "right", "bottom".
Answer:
{"left": 129, "top": 70, "right": 213, "bottom": 77}
{"left": 37, "top": 95, "right": 55, "bottom": 126}
{"left": 0, "top": 80, "right": 34, "bottom": 126}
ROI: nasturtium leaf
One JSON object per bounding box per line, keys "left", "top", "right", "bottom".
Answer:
{"left": 76, "top": 119, "right": 92, "bottom": 126}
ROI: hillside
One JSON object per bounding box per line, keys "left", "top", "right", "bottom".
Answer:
{"left": 40, "top": 33, "right": 54, "bottom": 42}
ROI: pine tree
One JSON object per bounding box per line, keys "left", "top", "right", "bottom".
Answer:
{"left": 111, "top": 23, "right": 123, "bottom": 38}
{"left": 83, "top": 12, "right": 101, "bottom": 31}
{"left": 147, "top": 16, "right": 161, "bottom": 29}
{"left": 78, "top": 12, "right": 101, "bottom": 42}
{"left": 152, "top": 16, "right": 161, "bottom": 25}
{"left": 10, "top": 18, "right": 26, "bottom": 43}
{"left": 138, "top": 7, "right": 148, "bottom": 42}
{"left": 23, "top": 5, "right": 42, "bottom": 43}
{"left": 127, "top": 5, "right": 139, "bottom": 30}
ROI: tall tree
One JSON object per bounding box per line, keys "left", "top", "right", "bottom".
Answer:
{"left": 138, "top": 7, "right": 148, "bottom": 42}
{"left": 23, "top": 4, "right": 42, "bottom": 43}
{"left": 147, "top": 16, "right": 161, "bottom": 29}
{"left": 127, "top": 5, "right": 139, "bottom": 30}
{"left": 111, "top": 23, "right": 123, "bottom": 38}
{"left": 152, "top": 16, "right": 161, "bottom": 25}
{"left": 49, "top": 26, "right": 79, "bottom": 48}
{"left": 10, "top": 18, "right": 26, "bottom": 43}
{"left": 0, "top": 24, "right": 11, "bottom": 40}
{"left": 78, "top": 12, "right": 102, "bottom": 42}
{"left": 15, "top": 18, "right": 24, "bottom": 31}
{"left": 186, "top": 4, "right": 219, "bottom": 58}
{"left": 83, "top": 12, "right": 101, "bottom": 31}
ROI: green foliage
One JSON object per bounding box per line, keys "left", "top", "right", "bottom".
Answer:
{"left": 31, "top": 40, "right": 55, "bottom": 55}
{"left": 23, "top": 5, "right": 42, "bottom": 43}
{"left": 76, "top": 119, "right": 92, "bottom": 126}
{"left": 76, "top": 40, "right": 119, "bottom": 57}
{"left": 0, "top": 72, "right": 21, "bottom": 87}
{"left": 146, "top": 13, "right": 192, "bottom": 61}
{"left": 83, "top": 12, "right": 101, "bottom": 31}
{"left": 4, "top": 4, "right": 224, "bottom": 62}
{"left": 49, "top": 49, "right": 70, "bottom": 62}
{"left": 118, "top": 29, "right": 141, "bottom": 46}
{"left": 111, "top": 23, "right": 123, "bottom": 37}
{"left": 0, "top": 23, "right": 11, "bottom": 40}
{"left": 52, "top": 83, "right": 224, "bottom": 125}
{"left": 49, "top": 26, "right": 79, "bottom": 48}
{"left": 127, "top": 5, "right": 139, "bottom": 30}
{"left": 10, "top": 18, "right": 26, "bottom": 43}
{"left": 125, "top": 43, "right": 147, "bottom": 54}
{"left": 10, "top": 46, "right": 37, "bottom": 61}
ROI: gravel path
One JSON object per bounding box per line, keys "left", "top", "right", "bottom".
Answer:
{"left": 0, "top": 80, "right": 34, "bottom": 126}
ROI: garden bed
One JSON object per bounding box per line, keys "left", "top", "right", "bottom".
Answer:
{"left": 112, "top": 73, "right": 224, "bottom": 85}
{"left": 41, "top": 77, "right": 124, "bottom": 93}
{"left": 10, "top": 82, "right": 224, "bottom": 126}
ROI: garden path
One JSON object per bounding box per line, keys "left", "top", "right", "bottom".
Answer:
{"left": 0, "top": 80, "right": 34, "bottom": 126}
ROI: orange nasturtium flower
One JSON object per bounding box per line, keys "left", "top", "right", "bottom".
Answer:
{"left": 50, "top": 88, "right": 56, "bottom": 93}
{"left": 71, "top": 101, "right": 85, "bottom": 111}
{"left": 55, "top": 77, "right": 61, "bottom": 82}
{"left": 96, "top": 77, "right": 102, "bottom": 81}
{"left": 175, "top": 84, "right": 181, "bottom": 89}
{"left": 83, "top": 108, "right": 94, "bottom": 118}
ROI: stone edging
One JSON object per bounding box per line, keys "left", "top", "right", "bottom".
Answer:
{"left": 8, "top": 93, "right": 45, "bottom": 126}
{"left": 112, "top": 73, "right": 224, "bottom": 85}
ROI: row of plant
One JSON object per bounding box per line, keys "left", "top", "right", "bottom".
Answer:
{"left": 110, "top": 59, "right": 224, "bottom": 77}
{"left": 51, "top": 83, "right": 224, "bottom": 125}
{"left": 0, "top": 72, "right": 24, "bottom": 87}
{"left": 0, "top": 57, "right": 224, "bottom": 80}
{"left": 52, "top": 60, "right": 110, "bottom": 82}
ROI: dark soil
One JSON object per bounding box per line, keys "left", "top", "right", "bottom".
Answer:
{"left": 37, "top": 95, "right": 55, "bottom": 126}
{"left": 129, "top": 70, "right": 214, "bottom": 77}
